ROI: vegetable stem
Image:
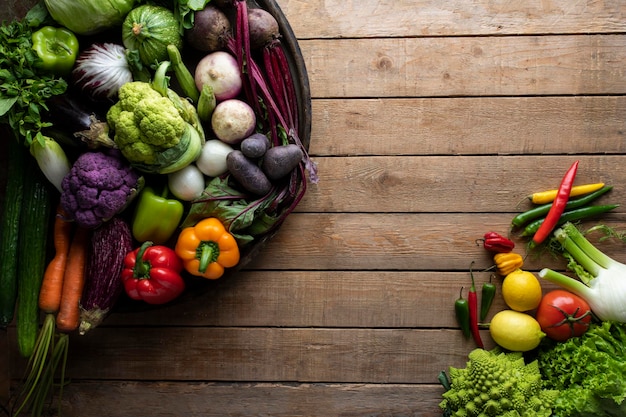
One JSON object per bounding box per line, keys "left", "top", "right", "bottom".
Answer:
{"left": 538, "top": 268, "right": 593, "bottom": 299}
{"left": 197, "top": 241, "right": 218, "bottom": 274}
{"left": 559, "top": 223, "right": 613, "bottom": 270}
{"left": 555, "top": 227, "right": 601, "bottom": 277}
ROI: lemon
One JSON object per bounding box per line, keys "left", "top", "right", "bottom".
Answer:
{"left": 501, "top": 269, "right": 542, "bottom": 311}
{"left": 490, "top": 310, "right": 545, "bottom": 352}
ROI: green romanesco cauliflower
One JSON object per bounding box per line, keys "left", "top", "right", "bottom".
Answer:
{"left": 439, "top": 348, "right": 559, "bottom": 417}
{"left": 107, "top": 80, "right": 204, "bottom": 174}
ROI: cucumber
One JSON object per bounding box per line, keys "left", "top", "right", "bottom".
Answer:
{"left": 16, "top": 157, "right": 53, "bottom": 357}
{"left": 0, "top": 139, "right": 26, "bottom": 327}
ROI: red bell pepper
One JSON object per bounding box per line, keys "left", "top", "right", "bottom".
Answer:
{"left": 121, "top": 241, "right": 185, "bottom": 304}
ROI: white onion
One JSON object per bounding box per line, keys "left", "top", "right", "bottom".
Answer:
{"left": 72, "top": 43, "right": 133, "bottom": 100}
{"left": 168, "top": 165, "right": 206, "bottom": 201}
{"left": 196, "top": 139, "right": 234, "bottom": 177}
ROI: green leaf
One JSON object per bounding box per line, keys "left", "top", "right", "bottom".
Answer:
{"left": 0, "top": 96, "right": 18, "bottom": 116}
{"left": 187, "top": 0, "right": 210, "bottom": 10}
{"left": 182, "top": 176, "right": 278, "bottom": 247}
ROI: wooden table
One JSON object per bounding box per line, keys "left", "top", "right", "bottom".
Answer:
{"left": 2, "top": 1, "right": 626, "bottom": 416}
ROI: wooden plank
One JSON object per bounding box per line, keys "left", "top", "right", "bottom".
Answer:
{"left": 245, "top": 212, "right": 626, "bottom": 271}
{"left": 104, "top": 270, "right": 561, "bottom": 328}
{"left": 280, "top": 0, "right": 626, "bottom": 38}
{"left": 9, "top": 328, "right": 493, "bottom": 382}
{"left": 309, "top": 96, "right": 626, "bottom": 156}
{"left": 53, "top": 381, "right": 446, "bottom": 417}
{"left": 295, "top": 155, "right": 626, "bottom": 213}
{"left": 300, "top": 36, "right": 626, "bottom": 98}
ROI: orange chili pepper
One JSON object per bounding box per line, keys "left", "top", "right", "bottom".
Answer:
{"left": 174, "top": 217, "right": 240, "bottom": 279}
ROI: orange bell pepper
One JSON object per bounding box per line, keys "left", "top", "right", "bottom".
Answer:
{"left": 174, "top": 218, "right": 240, "bottom": 279}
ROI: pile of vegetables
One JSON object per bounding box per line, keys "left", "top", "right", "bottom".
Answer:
{"left": 442, "top": 160, "right": 626, "bottom": 416}
{"left": 0, "top": 0, "right": 315, "bottom": 415}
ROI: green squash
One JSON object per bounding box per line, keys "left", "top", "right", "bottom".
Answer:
{"left": 122, "top": 5, "right": 183, "bottom": 67}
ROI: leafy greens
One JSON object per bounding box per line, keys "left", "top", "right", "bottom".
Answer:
{"left": 537, "top": 321, "right": 626, "bottom": 416}
{"left": 0, "top": 3, "right": 66, "bottom": 146}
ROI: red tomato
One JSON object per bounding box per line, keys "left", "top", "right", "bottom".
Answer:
{"left": 535, "top": 289, "right": 592, "bottom": 341}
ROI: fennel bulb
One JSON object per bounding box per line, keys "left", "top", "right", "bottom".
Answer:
{"left": 539, "top": 222, "right": 626, "bottom": 322}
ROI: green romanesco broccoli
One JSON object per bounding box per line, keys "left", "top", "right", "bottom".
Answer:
{"left": 439, "top": 347, "right": 559, "bottom": 417}
{"left": 107, "top": 80, "right": 204, "bottom": 174}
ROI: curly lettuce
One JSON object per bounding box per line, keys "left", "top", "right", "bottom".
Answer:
{"left": 537, "top": 321, "right": 626, "bottom": 416}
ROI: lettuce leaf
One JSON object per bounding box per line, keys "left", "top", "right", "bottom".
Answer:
{"left": 538, "top": 321, "right": 626, "bottom": 416}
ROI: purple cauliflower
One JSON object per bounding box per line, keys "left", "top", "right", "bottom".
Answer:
{"left": 61, "top": 150, "right": 143, "bottom": 229}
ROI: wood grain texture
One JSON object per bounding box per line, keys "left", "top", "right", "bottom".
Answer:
{"left": 309, "top": 97, "right": 626, "bottom": 156}
{"left": 295, "top": 155, "right": 626, "bottom": 213}
{"left": 3, "top": 0, "right": 626, "bottom": 415}
{"left": 8, "top": 327, "right": 490, "bottom": 382}
{"left": 301, "top": 36, "right": 626, "bottom": 98}
{"left": 278, "top": 0, "right": 626, "bottom": 38}
{"left": 58, "top": 382, "right": 446, "bottom": 417}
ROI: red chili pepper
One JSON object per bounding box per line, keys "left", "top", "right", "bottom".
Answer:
{"left": 532, "top": 160, "right": 579, "bottom": 246}
{"left": 121, "top": 241, "right": 186, "bottom": 305}
{"left": 468, "top": 262, "right": 484, "bottom": 348}
{"left": 479, "top": 231, "right": 515, "bottom": 253}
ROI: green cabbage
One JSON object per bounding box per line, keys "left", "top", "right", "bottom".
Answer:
{"left": 44, "top": 0, "right": 137, "bottom": 35}
{"left": 537, "top": 321, "right": 626, "bottom": 416}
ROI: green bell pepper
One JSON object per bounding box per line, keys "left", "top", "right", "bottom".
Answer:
{"left": 32, "top": 26, "right": 79, "bottom": 76}
{"left": 132, "top": 186, "right": 184, "bottom": 245}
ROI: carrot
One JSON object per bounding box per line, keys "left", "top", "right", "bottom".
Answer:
{"left": 55, "top": 226, "right": 90, "bottom": 333}
{"left": 39, "top": 205, "right": 74, "bottom": 314}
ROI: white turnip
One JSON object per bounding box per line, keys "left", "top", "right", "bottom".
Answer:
{"left": 211, "top": 99, "right": 256, "bottom": 144}
{"left": 194, "top": 51, "right": 242, "bottom": 102}
{"left": 248, "top": 8, "right": 280, "bottom": 50}
{"left": 185, "top": 5, "right": 231, "bottom": 52}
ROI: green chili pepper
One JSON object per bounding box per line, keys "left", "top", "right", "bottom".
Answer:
{"left": 455, "top": 287, "right": 470, "bottom": 339}
{"left": 132, "top": 186, "right": 184, "bottom": 245}
{"left": 31, "top": 26, "right": 79, "bottom": 76}
{"left": 480, "top": 274, "right": 497, "bottom": 321}
{"left": 511, "top": 185, "right": 613, "bottom": 228}
{"left": 521, "top": 204, "right": 620, "bottom": 237}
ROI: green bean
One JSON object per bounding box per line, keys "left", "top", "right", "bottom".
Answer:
{"left": 512, "top": 185, "right": 613, "bottom": 228}
{"left": 521, "top": 204, "right": 620, "bottom": 237}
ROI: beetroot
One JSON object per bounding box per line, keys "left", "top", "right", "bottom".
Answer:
{"left": 185, "top": 5, "right": 231, "bottom": 52}
{"left": 248, "top": 8, "right": 279, "bottom": 50}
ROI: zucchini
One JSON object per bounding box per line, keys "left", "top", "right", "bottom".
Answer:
{"left": 167, "top": 44, "right": 200, "bottom": 103}
{"left": 0, "top": 139, "right": 25, "bottom": 327}
{"left": 16, "top": 157, "right": 53, "bottom": 357}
